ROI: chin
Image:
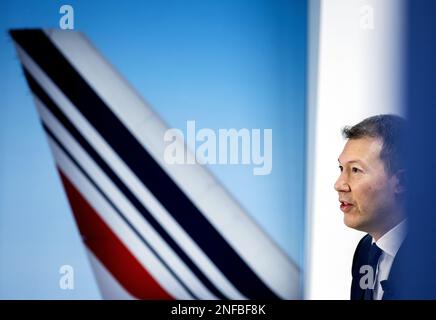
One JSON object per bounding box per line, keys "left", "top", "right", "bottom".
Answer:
{"left": 343, "top": 215, "right": 364, "bottom": 231}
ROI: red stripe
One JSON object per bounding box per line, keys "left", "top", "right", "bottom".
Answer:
{"left": 58, "top": 169, "right": 173, "bottom": 300}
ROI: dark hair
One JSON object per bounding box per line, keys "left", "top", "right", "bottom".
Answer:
{"left": 342, "top": 114, "right": 406, "bottom": 175}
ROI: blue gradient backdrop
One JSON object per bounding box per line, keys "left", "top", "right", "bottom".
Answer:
{"left": 400, "top": 0, "right": 436, "bottom": 299}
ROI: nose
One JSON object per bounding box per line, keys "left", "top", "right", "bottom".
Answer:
{"left": 334, "top": 174, "right": 350, "bottom": 192}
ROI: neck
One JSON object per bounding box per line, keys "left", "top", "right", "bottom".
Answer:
{"left": 370, "top": 214, "right": 405, "bottom": 242}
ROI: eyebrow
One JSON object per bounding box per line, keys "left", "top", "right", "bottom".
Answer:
{"left": 337, "top": 159, "right": 364, "bottom": 165}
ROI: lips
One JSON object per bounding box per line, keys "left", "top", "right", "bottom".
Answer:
{"left": 339, "top": 200, "right": 354, "bottom": 213}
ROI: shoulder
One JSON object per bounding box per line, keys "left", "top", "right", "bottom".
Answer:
{"left": 356, "top": 234, "right": 372, "bottom": 251}
{"left": 351, "top": 234, "right": 372, "bottom": 275}
{"left": 350, "top": 234, "right": 372, "bottom": 299}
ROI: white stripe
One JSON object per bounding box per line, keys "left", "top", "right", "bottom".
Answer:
{"left": 306, "top": 0, "right": 404, "bottom": 299}
{"left": 304, "top": 0, "right": 321, "bottom": 300}
{"left": 34, "top": 95, "right": 214, "bottom": 299}
{"left": 44, "top": 126, "right": 192, "bottom": 299}
{"left": 136, "top": 112, "right": 300, "bottom": 299}
{"left": 45, "top": 29, "right": 300, "bottom": 298}
{"left": 15, "top": 42, "right": 246, "bottom": 299}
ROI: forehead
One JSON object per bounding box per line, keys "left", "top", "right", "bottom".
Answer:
{"left": 339, "top": 137, "right": 383, "bottom": 165}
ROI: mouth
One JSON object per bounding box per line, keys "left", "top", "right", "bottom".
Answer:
{"left": 339, "top": 200, "right": 354, "bottom": 213}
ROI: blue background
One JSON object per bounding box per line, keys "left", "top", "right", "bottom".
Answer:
{"left": 0, "top": 0, "right": 307, "bottom": 299}
{"left": 400, "top": 0, "right": 436, "bottom": 299}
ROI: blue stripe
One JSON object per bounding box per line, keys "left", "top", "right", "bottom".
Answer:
{"left": 43, "top": 124, "right": 198, "bottom": 299}
{"left": 23, "top": 68, "right": 223, "bottom": 300}
{"left": 12, "top": 28, "right": 280, "bottom": 299}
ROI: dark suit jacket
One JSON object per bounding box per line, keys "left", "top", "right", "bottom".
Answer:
{"left": 351, "top": 234, "right": 406, "bottom": 300}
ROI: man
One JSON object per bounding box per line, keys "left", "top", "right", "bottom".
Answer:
{"left": 334, "top": 114, "right": 407, "bottom": 300}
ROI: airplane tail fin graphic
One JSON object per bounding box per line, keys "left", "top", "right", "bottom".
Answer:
{"left": 10, "top": 29, "right": 300, "bottom": 300}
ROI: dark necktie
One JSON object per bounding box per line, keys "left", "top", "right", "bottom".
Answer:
{"left": 364, "top": 243, "right": 383, "bottom": 300}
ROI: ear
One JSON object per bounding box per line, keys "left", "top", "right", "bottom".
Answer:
{"left": 393, "top": 169, "right": 406, "bottom": 195}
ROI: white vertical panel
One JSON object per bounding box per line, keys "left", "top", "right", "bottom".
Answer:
{"left": 306, "top": 0, "right": 405, "bottom": 299}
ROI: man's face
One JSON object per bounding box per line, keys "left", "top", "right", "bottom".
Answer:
{"left": 334, "top": 137, "right": 398, "bottom": 236}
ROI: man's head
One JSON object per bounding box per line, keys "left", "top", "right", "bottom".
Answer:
{"left": 334, "top": 115, "right": 406, "bottom": 240}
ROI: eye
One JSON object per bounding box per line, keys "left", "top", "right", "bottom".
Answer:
{"left": 352, "top": 167, "right": 361, "bottom": 173}
{"left": 339, "top": 165, "right": 343, "bottom": 172}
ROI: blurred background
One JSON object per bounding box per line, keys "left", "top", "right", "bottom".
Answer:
{"left": 0, "top": 0, "right": 307, "bottom": 299}
{"left": 2, "top": 0, "right": 435, "bottom": 300}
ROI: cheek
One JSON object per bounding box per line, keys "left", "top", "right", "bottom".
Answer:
{"left": 354, "top": 182, "right": 383, "bottom": 208}
{"left": 357, "top": 181, "right": 392, "bottom": 213}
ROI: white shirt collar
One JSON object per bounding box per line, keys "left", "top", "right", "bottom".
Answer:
{"left": 372, "top": 219, "right": 407, "bottom": 258}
